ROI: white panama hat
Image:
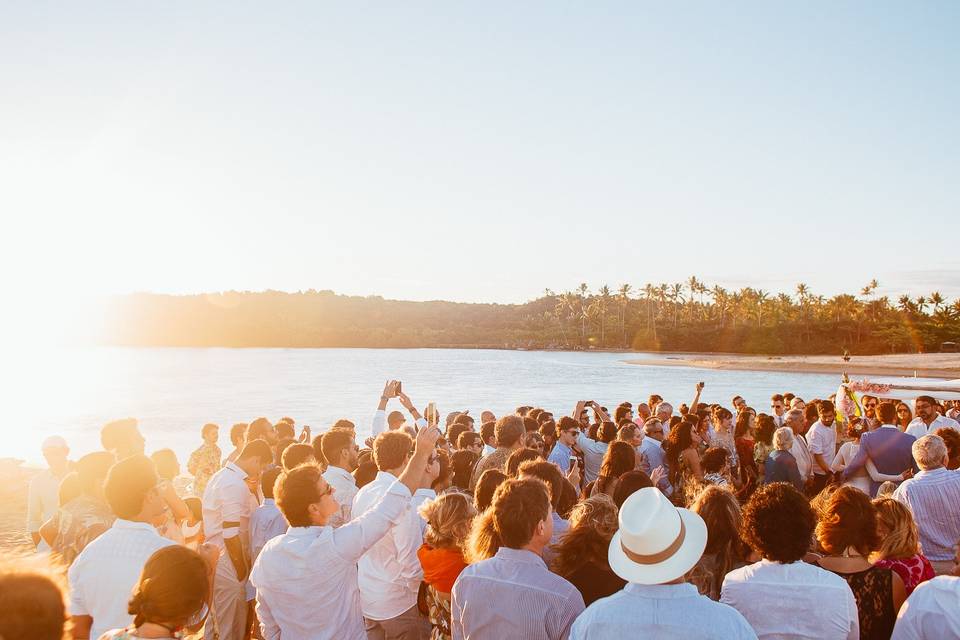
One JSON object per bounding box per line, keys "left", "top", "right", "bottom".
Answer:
{"left": 608, "top": 487, "right": 708, "bottom": 585}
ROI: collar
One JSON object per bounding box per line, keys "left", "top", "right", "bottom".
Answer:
{"left": 495, "top": 547, "right": 547, "bottom": 567}
{"left": 112, "top": 518, "right": 161, "bottom": 533}
{"left": 263, "top": 498, "right": 275, "bottom": 506}
{"left": 623, "top": 582, "right": 699, "bottom": 598}
{"left": 915, "top": 467, "right": 949, "bottom": 479}
{"left": 325, "top": 465, "right": 354, "bottom": 481}
{"left": 287, "top": 525, "right": 326, "bottom": 538}
{"left": 415, "top": 488, "right": 437, "bottom": 499}
{"left": 225, "top": 461, "right": 248, "bottom": 480}
{"left": 879, "top": 423, "right": 899, "bottom": 430}
{"left": 375, "top": 470, "right": 399, "bottom": 482}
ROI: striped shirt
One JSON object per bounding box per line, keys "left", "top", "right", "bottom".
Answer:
{"left": 451, "top": 547, "right": 585, "bottom": 640}
{"left": 893, "top": 467, "right": 960, "bottom": 561}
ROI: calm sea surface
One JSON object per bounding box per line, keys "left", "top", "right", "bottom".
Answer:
{"left": 8, "top": 347, "right": 859, "bottom": 466}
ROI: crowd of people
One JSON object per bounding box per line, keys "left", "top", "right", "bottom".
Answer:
{"left": 5, "top": 379, "right": 960, "bottom": 640}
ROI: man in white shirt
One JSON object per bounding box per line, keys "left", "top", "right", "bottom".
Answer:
{"left": 68, "top": 455, "right": 173, "bottom": 640}
{"left": 721, "top": 483, "right": 858, "bottom": 640}
{"left": 250, "top": 424, "right": 441, "bottom": 640}
{"left": 806, "top": 400, "right": 838, "bottom": 495}
{"left": 785, "top": 409, "right": 813, "bottom": 488}
{"left": 249, "top": 467, "right": 287, "bottom": 564}
{"left": 27, "top": 435, "right": 72, "bottom": 549}
{"left": 770, "top": 394, "right": 786, "bottom": 427}
{"left": 891, "top": 544, "right": 960, "bottom": 639}
{"left": 906, "top": 395, "right": 960, "bottom": 439}
{"left": 353, "top": 431, "right": 429, "bottom": 638}
{"left": 203, "top": 439, "right": 273, "bottom": 640}
{"left": 570, "top": 487, "right": 754, "bottom": 640}
{"left": 320, "top": 428, "right": 361, "bottom": 527}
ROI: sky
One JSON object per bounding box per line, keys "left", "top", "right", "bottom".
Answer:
{"left": 2, "top": 1, "right": 959, "bottom": 324}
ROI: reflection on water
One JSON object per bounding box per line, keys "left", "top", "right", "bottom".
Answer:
{"left": 8, "top": 347, "right": 851, "bottom": 465}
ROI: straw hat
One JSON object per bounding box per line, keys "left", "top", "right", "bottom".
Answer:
{"left": 608, "top": 487, "right": 707, "bottom": 585}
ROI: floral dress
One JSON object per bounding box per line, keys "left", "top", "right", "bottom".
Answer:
{"left": 187, "top": 442, "right": 222, "bottom": 496}
{"left": 874, "top": 554, "right": 935, "bottom": 596}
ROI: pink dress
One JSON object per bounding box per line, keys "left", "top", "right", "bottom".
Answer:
{"left": 873, "top": 554, "right": 935, "bottom": 595}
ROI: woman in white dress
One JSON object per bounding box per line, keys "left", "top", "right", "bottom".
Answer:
{"left": 830, "top": 418, "right": 902, "bottom": 494}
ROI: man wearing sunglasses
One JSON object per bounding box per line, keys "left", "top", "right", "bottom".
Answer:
{"left": 907, "top": 395, "right": 960, "bottom": 439}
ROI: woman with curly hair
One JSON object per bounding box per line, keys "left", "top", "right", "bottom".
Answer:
{"left": 687, "top": 485, "right": 750, "bottom": 600}
{"left": 590, "top": 441, "right": 636, "bottom": 498}
{"left": 870, "top": 497, "right": 935, "bottom": 596}
{"left": 752, "top": 413, "right": 776, "bottom": 482}
{"left": 418, "top": 493, "right": 477, "bottom": 640}
{"left": 815, "top": 486, "right": 905, "bottom": 640}
{"left": 549, "top": 495, "right": 625, "bottom": 606}
{"left": 720, "top": 483, "right": 859, "bottom": 639}
{"left": 662, "top": 417, "right": 703, "bottom": 505}
{"left": 933, "top": 426, "right": 960, "bottom": 470}
{"left": 98, "top": 545, "right": 210, "bottom": 639}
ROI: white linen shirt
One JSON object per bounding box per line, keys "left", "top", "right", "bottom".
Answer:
{"left": 891, "top": 575, "right": 960, "bottom": 640}
{"left": 27, "top": 468, "right": 67, "bottom": 534}
{"left": 721, "top": 559, "right": 858, "bottom": 640}
{"left": 202, "top": 461, "right": 255, "bottom": 552}
{"left": 576, "top": 432, "right": 609, "bottom": 485}
{"left": 352, "top": 471, "right": 424, "bottom": 620}
{"left": 323, "top": 465, "right": 359, "bottom": 528}
{"left": 570, "top": 582, "right": 756, "bottom": 640}
{"left": 906, "top": 413, "right": 960, "bottom": 439}
{"left": 806, "top": 421, "right": 838, "bottom": 475}
{"left": 68, "top": 519, "right": 175, "bottom": 640}
{"left": 250, "top": 480, "right": 415, "bottom": 640}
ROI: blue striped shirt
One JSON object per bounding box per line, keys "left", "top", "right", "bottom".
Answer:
{"left": 893, "top": 467, "right": 960, "bottom": 561}
{"left": 452, "top": 547, "right": 584, "bottom": 640}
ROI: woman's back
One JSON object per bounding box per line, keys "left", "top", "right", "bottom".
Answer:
{"left": 821, "top": 564, "right": 896, "bottom": 640}
{"left": 764, "top": 450, "right": 801, "bottom": 490}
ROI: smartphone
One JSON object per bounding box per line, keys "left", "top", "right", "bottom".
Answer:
{"left": 395, "top": 381, "right": 402, "bottom": 395}
{"left": 426, "top": 402, "right": 438, "bottom": 427}
{"left": 568, "top": 456, "right": 578, "bottom": 471}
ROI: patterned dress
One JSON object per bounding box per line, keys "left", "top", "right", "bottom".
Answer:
{"left": 51, "top": 495, "right": 115, "bottom": 566}
{"left": 874, "top": 554, "right": 935, "bottom": 596}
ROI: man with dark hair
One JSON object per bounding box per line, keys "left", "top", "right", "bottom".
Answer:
{"left": 907, "top": 395, "right": 960, "bottom": 439}
{"left": 479, "top": 420, "right": 497, "bottom": 456}
{"left": 352, "top": 430, "right": 428, "bottom": 637}
{"left": 28, "top": 435, "right": 72, "bottom": 549}
{"left": 452, "top": 478, "right": 584, "bottom": 639}
{"left": 225, "top": 422, "right": 247, "bottom": 465}
{"left": 246, "top": 417, "right": 278, "bottom": 448}
{"left": 188, "top": 423, "right": 221, "bottom": 497}
{"left": 321, "top": 429, "right": 360, "bottom": 528}
{"left": 457, "top": 431, "right": 483, "bottom": 454}
{"left": 275, "top": 421, "right": 296, "bottom": 441}
{"left": 806, "top": 400, "right": 838, "bottom": 495}
{"left": 68, "top": 455, "right": 173, "bottom": 640}
{"left": 547, "top": 416, "right": 579, "bottom": 471}
{"left": 447, "top": 423, "right": 472, "bottom": 451}
{"left": 518, "top": 460, "right": 571, "bottom": 557}
{"left": 202, "top": 439, "right": 273, "bottom": 640}
{"left": 281, "top": 443, "right": 317, "bottom": 471}
{"left": 99, "top": 418, "right": 145, "bottom": 460}
{"left": 250, "top": 425, "right": 441, "bottom": 639}
{"left": 844, "top": 401, "right": 917, "bottom": 497}
{"left": 861, "top": 395, "right": 880, "bottom": 430}
{"left": 770, "top": 394, "right": 786, "bottom": 427}
{"left": 721, "top": 483, "right": 858, "bottom": 639}
{"left": 470, "top": 415, "right": 525, "bottom": 489}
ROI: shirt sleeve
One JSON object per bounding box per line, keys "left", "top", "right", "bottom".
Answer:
{"left": 556, "top": 589, "right": 586, "bottom": 640}
{"left": 221, "top": 481, "right": 252, "bottom": 539}
{"left": 807, "top": 428, "right": 825, "bottom": 455}
{"left": 372, "top": 410, "right": 387, "bottom": 437}
{"left": 394, "top": 506, "right": 425, "bottom": 592}
{"left": 254, "top": 592, "right": 281, "bottom": 640}
{"left": 66, "top": 557, "right": 89, "bottom": 616}
{"left": 332, "top": 480, "right": 412, "bottom": 562}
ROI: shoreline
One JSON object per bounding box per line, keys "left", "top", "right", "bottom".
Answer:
{"left": 623, "top": 353, "right": 960, "bottom": 379}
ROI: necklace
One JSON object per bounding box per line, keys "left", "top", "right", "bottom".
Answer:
{"left": 840, "top": 546, "right": 863, "bottom": 559}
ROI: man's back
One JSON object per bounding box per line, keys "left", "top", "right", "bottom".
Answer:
{"left": 68, "top": 519, "right": 175, "bottom": 640}
{"left": 863, "top": 428, "right": 916, "bottom": 478}
{"left": 571, "top": 583, "right": 756, "bottom": 640}
{"left": 893, "top": 468, "right": 960, "bottom": 562}
{"left": 451, "top": 547, "right": 584, "bottom": 640}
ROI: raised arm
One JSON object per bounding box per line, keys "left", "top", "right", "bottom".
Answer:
{"left": 690, "top": 382, "right": 704, "bottom": 413}
{"left": 397, "top": 389, "right": 427, "bottom": 427}
{"left": 371, "top": 380, "right": 398, "bottom": 437}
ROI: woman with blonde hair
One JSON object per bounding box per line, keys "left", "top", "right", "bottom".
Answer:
{"left": 418, "top": 493, "right": 477, "bottom": 640}
{"left": 871, "top": 497, "right": 935, "bottom": 596}
{"left": 549, "top": 495, "right": 625, "bottom": 605}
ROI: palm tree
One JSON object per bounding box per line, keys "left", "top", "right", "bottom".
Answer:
{"left": 897, "top": 295, "right": 913, "bottom": 314}
{"left": 930, "top": 291, "right": 945, "bottom": 314}
{"left": 670, "top": 283, "right": 684, "bottom": 328}
{"left": 915, "top": 296, "right": 928, "bottom": 315}
{"left": 617, "top": 284, "right": 632, "bottom": 347}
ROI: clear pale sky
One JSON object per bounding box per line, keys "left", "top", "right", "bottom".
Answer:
{"left": 3, "top": 2, "right": 959, "bottom": 315}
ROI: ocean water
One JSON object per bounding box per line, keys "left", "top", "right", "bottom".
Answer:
{"left": 7, "top": 347, "right": 853, "bottom": 466}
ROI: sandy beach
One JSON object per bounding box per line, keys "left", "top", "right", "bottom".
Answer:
{"left": 625, "top": 352, "right": 960, "bottom": 380}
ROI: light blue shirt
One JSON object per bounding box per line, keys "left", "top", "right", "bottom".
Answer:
{"left": 576, "top": 432, "right": 608, "bottom": 485}
{"left": 548, "top": 441, "right": 574, "bottom": 471}
{"left": 249, "top": 499, "right": 288, "bottom": 562}
{"left": 571, "top": 582, "right": 756, "bottom": 640}
{"left": 893, "top": 467, "right": 960, "bottom": 561}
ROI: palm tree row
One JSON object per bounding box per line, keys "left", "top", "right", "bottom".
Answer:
{"left": 533, "top": 279, "right": 960, "bottom": 354}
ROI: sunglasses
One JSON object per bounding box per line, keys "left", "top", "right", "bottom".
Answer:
{"left": 318, "top": 483, "right": 334, "bottom": 498}
{"left": 565, "top": 430, "right": 580, "bottom": 437}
